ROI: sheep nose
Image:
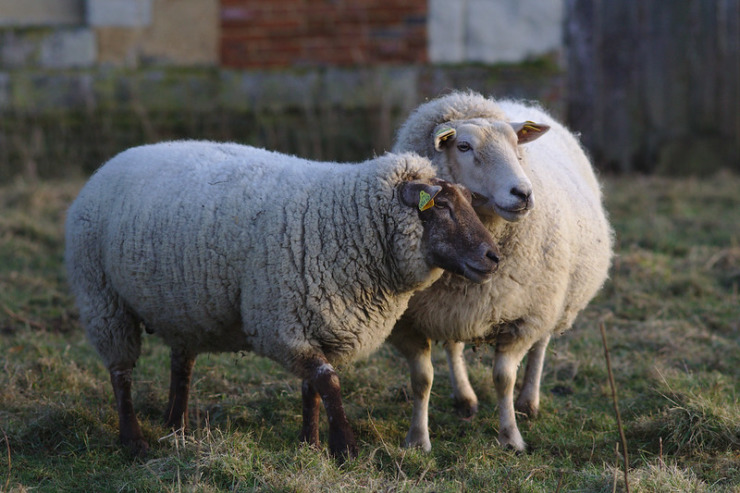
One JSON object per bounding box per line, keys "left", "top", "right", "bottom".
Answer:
{"left": 484, "top": 245, "right": 500, "bottom": 267}
{"left": 510, "top": 186, "right": 534, "bottom": 209}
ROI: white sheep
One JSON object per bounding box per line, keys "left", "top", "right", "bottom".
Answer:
{"left": 389, "top": 91, "right": 613, "bottom": 452}
{"left": 65, "top": 141, "right": 500, "bottom": 460}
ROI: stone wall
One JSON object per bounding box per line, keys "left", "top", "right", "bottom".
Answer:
{"left": 0, "top": 0, "right": 219, "bottom": 69}
{"left": 0, "top": 1, "right": 564, "bottom": 179}
{"left": 0, "top": 63, "right": 562, "bottom": 179}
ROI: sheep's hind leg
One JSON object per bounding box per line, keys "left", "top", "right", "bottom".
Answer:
{"left": 81, "top": 289, "right": 147, "bottom": 455}
{"left": 111, "top": 368, "right": 149, "bottom": 456}
{"left": 515, "top": 334, "right": 550, "bottom": 419}
{"left": 305, "top": 357, "right": 357, "bottom": 462}
{"left": 300, "top": 379, "right": 321, "bottom": 448}
{"left": 444, "top": 341, "right": 479, "bottom": 418}
{"left": 164, "top": 348, "right": 196, "bottom": 430}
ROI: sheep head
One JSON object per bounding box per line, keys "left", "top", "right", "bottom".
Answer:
{"left": 432, "top": 118, "right": 549, "bottom": 222}
{"left": 399, "top": 178, "right": 499, "bottom": 284}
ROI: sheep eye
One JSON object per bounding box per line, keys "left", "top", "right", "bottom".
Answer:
{"left": 457, "top": 142, "right": 471, "bottom": 152}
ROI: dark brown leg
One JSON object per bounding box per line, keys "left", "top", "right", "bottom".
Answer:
{"left": 307, "top": 359, "right": 357, "bottom": 462}
{"left": 110, "top": 368, "right": 149, "bottom": 456}
{"left": 164, "top": 349, "right": 196, "bottom": 430}
{"left": 300, "top": 379, "right": 321, "bottom": 448}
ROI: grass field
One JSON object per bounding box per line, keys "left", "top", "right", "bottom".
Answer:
{"left": 1, "top": 172, "right": 739, "bottom": 492}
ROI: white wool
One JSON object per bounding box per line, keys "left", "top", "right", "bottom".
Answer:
{"left": 65, "top": 141, "right": 442, "bottom": 378}
{"left": 391, "top": 91, "right": 614, "bottom": 451}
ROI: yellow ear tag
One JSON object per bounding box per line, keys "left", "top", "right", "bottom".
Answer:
{"left": 521, "top": 121, "right": 540, "bottom": 135}
{"left": 418, "top": 190, "right": 435, "bottom": 211}
{"left": 435, "top": 127, "right": 456, "bottom": 143}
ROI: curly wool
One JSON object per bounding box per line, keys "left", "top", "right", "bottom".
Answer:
{"left": 65, "top": 142, "right": 440, "bottom": 377}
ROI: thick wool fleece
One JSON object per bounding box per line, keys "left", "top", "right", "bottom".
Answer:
{"left": 393, "top": 92, "right": 613, "bottom": 352}
{"left": 65, "top": 142, "right": 439, "bottom": 378}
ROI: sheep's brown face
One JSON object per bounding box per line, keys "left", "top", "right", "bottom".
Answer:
{"left": 400, "top": 178, "right": 499, "bottom": 283}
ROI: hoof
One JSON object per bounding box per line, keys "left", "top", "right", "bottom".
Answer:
{"left": 330, "top": 441, "right": 359, "bottom": 464}
{"left": 299, "top": 431, "right": 321, "bottom": 450}
{"left": 453, "top": 398, "right": 479, "bottom": 419}
{"left": 514, "top": 399, "right": 539, "bottom": 419}
{"left": 403, "top": 434, "right": 432, "bottom": 453}
{"left": 505, "top": 443, "right": 527, "bottom": 456}
{"left": 123, "top": 437, "right": 150, "bottom": 458}
{"left": 498, "top": 430, "right": 526, "bottom": 454}
{"left": 329, "top": 431, "right": 358, "bottom": 464}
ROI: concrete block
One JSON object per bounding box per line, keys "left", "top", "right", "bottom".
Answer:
{"left": 40, "top": 29, "right": 96, "bottom": 68}
{"left": 427, "top": 0, "right": 466, "bottom": 63}
{"left": 95, "top": 27, "right": 141, "bottom": 67}
{"left": 0, "top": 0, "right": 84, "bottom": 27}
{"left": 428, "top": 0, "right": 563, "bottom": 64}
{"left": 466, "top": 0, "right": 563, "bottom": 63}
{"left": 1, "top": 31, "right": 40, "bottom": 68}
{"left": 87, "top": 0, "right": 152, "bottom": 27}
{"left": 137, "top": 0, "right": 218, "bottom": 66}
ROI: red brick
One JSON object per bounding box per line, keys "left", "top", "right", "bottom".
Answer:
{"left": 220, "top": 0, "right": 427, "bottom": 68}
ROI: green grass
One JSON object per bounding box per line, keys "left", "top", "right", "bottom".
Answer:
{"left": 1, "top": 173, "right": 739, "bottom": 492}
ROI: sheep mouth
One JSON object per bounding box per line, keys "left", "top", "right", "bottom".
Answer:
{"left": 461, "top": 261, "right": 497, "bottom": 284}
{"left": 493, "top": 203, "right": 532, "bottom": 222}
{"left": 473, "top": 197, "right": 532, "bottom": 222}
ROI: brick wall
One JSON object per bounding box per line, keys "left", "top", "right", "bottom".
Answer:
{"left": 220, "top": 0, "right": 428, "bottom": 68}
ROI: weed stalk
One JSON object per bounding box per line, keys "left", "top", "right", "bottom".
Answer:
{"left": 1, "top": 426, "right": 10, "bottom": 492}
{"left": 600, "top": 322, "right": 630, "bottom": 493}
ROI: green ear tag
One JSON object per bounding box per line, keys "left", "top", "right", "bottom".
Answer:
{"left": 435, "top": 127, "right": 456, "bottom": 143}
{"left": 418, "top": 190, "right": 434, "bottom": 211}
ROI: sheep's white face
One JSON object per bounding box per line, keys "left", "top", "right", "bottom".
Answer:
{"left": 433, "top": 119, "right": 549, "bottom": 222}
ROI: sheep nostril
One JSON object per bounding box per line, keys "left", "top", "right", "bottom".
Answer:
{"left": 510, "top": 187, "right": 531, "bottom": 202}
{"left": 486, "top": 249, "right": 500, "bottom": 265}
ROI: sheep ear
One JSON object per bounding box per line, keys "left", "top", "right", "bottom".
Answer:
{"left": 511, "top": 121, "right": 549, "bottom": 144}
{"left": 433, "top": 126, "right": 456, "bottom": 151}
{"left": 400, "top": 181, "right": 442, "bottom": 211}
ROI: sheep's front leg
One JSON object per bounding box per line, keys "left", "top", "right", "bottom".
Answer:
{"left": 389, "top": 326, "right": 433, "bottom": 452}
{"left": 493, "top": 345, "right": 530, "bottom": 452}
{"left": 164, "top": 349, "right": 196, "bottom": 430}
{"left": 444, "top": 341, "right": 479, "bottom": 418}
{"left": 300, "top": 379, "right": 321, "bottom": 448}
{"left": 305, "top": 358, "right": 358, "bottom": 461}
{"left": 515, "top": 334, "right": 551, "bottom": 419}
{"left": 110, "top": 368, "right": 149, "bottom": 456}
